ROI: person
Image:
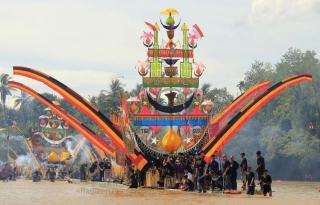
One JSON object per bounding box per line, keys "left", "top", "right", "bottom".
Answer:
{"left": 98, "top": 160, "right": 105, "bottom": 182}
{"left": 32, "top": 169, "right": 42, "bottom": 182}
{"left": 89, "top": 161, "right": 98, "bottom": 181}
{"left": 48, "top": 168, "right": 56, "bottom": 182}
{"left": 104, "top": 158, "right": 112, "bottom": 182}
{"left": 208, "top": 154, "right": 219, "bottom": 174}
{"left": 246, "top": 167, "right": 255, "bottom": 195}
{"left": 256, "top": 151, "right": 265, "bottom": 183}
{"left": 222, "top": 155, "right": 231, "bottom": 191}
{"left": 179, "top": 176, "right": 189, "bottom": 191}
{"left": 129, "top": 167, "right": 138, "bottom": 188}
{"left": 174, "top": 158, "right": 185, "bottom": 188}
{"left": 260, "top": 169, "right": 272, "bottom": 197}
{"left": 209, "top": 154, "right": 222, "bottom": 191}
{"left": 240, "top": 152, "right": 248, "bottom": 190}
{"left": 80, "top": 163, "right": 87, "bottom": 181}
{"left": 229, "top": 155, "right": 239, "bottom": 191}
{"left": 183, "top": 169, "right": 194, "bottom": 191}
{"left": 195, "top": 151, "right": 207, "bottom": 193}
{"left": 163, "top": 156, "right": 175, "bottom": 189}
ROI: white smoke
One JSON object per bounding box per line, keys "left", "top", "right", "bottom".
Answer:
{"left": 15, "top": 154, "right": 36, "bottom": 169}
{"left": 77, "top": 151, "right": 91, "bottom": 165}
{"left": 65, "top": 140, "right": 74, "bottom": 156}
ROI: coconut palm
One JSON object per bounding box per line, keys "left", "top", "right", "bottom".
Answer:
{"left": 0, "top": 73, "right": 13, "bottom": 122}
{"left": 14, "top": 91, "right": 31, "bottom": 110}
{"left": 100, "top": 79, "right": 125, "bottom": 115}
{"left": 0, "top": 73, "right": 13, "bottom": 161}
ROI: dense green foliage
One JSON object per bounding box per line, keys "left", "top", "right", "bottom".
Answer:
{"left": 225, "top": 48, "right": 320, "bottom": 180}
{"left": 0, "top": 48, "right": 319, "bottom": 180}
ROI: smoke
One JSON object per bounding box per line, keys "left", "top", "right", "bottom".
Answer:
{"left": 65, "top": 139, "right": 74, "bottom": 156}
{"left": 77, "top": 148, "right": 91, "bottom": 165}
{"left": 15, "top": 154, "right": 36, "bottom": 169}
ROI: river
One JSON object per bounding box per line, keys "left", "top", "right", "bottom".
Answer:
{"left": 0, "top": 180, "right": 319, "bottom": 205}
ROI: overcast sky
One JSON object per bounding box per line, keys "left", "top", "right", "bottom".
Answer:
{"left": 1, "top": 0, "right": 319, "bottom": 103}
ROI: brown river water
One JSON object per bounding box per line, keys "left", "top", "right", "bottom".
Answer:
{"left": 0, "top": 180, "right": 319, "bottom": 205}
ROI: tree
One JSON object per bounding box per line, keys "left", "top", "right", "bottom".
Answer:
{"left": 99, "top": 79, "right": 125, "bottom": 116}
{"left": 0, "top": 73, "right": 13, "bottom": 161}
{"left": 14, "top": 91, "right": 31, "bottom": 110}
{"left": 0, "top": 73, "right": 13, "bottom": 120}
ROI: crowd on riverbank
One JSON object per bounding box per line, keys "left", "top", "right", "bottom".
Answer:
{"left": 127, "top": 151, "right": 272, "bottom": 196}
{"left": 1, "top": 150, "right": 273, "bottom": 196}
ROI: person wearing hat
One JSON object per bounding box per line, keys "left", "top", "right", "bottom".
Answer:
{"left": 260, "top": 169, "right": 272, "bottom": 196}
{"left": 240, "top": 152, "right": 248, "bottom": 190}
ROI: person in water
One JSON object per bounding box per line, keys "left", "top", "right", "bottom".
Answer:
{"left": 260, "top": 169, "right": 272, "bottom": 197}
{"left": 246, "top": 167, "right": 255, "bottom": 195}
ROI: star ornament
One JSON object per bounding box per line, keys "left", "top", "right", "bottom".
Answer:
{"left": 184, "top": 136, "right": 192, "bottom": 144}
{"left": 150, "top": 136, "right": 159, "bottom": 145}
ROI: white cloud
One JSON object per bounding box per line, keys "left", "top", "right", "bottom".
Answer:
{"left": 249, "top": 0, "right": 320, "bottom": 23}
{"left": 0, "top": 0, "right": 320, "bottom": 104}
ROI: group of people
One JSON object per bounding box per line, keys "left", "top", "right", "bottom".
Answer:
{"left": 0, "top": 163, "right": 17, "bottom": 181}
{"left": 80, "top": 158, "right": 112, "bottom": 182}
{"left": 129, "top": 150, "right": 272, "bottom": 196}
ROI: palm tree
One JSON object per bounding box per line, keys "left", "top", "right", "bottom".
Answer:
{"left": 201, "top": 83, "right": 211, "bottom": 96}
{"left": 0, "top": 73, "right": 12, "bottom": 118}
{"left": 100, "top": 79, "right": 125, "bottom": 115}
{"left": 129, "top": 83, "right": 143, "bottom": 96}
{"left": 0, "top": 73, "right": 13, "bottom": 161}
{"left": 14, "top": 91, "right": 31, "bottom": 110}
{"left": 14, "top": 91, "right": 32, "bottom": 126}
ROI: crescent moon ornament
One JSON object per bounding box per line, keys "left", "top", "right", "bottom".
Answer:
{"left": 143, "top": 41, "right": 153, "bottom": 48}
{"left": 160, "top": 18, "right": 181, "bottom": 30}
{"left": 188, "top": 42, "right": 197, "bottom": 49}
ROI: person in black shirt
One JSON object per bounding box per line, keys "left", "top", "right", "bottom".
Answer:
{"left": 163, "top": 156, "right": 175, "bottom": 188}
{"left": 129, "top": 168, "right": 138, "bottom": 188}
{"left": 80, "top": 163, "right": 87, "bottom": 181}
{"left": 256, "top": 151, "right": 265, "bottom": 183}
{"left": 208, "top": 154, "right": 222, "bottom": 191}
{"left": 229, "top": 155, "right": 239, "bottom": 191}
{"left": 240, "top": 152, "right": 248, "bottom": 190}
{"left": 246, "top": 167, "right": 255, "bottom": 195}
{"left": 89, "top": 161, "right": 98, "bottom": 181}
{"left": 222, "top": 155, "right": 231, "bottom": 190}
{"left": 261, "top": 169, "right": 272, "bottom": 197}
{"left": 209, "top": 154, "right": 219, "bottom": 174}
{"left": 195, "top": 152, "right": 208, "bottom": 193}
{"left": 98, "top": 160, "right": 105, "bottom": 182}
{"left": 103, "top": 158, "right": 112, "bottom": 182}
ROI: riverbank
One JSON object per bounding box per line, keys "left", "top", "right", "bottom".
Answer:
{"left": 0, "top": 180, "right": 319, "bottom": 205}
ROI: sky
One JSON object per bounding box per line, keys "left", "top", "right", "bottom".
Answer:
{"left": 0, "top": 0, "right": 320, "bottom": 105}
